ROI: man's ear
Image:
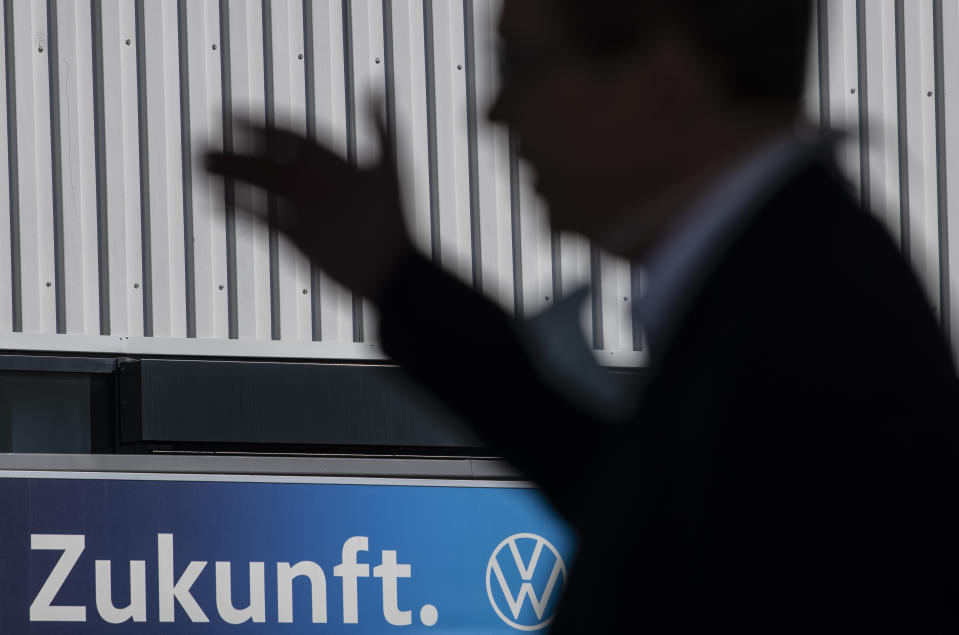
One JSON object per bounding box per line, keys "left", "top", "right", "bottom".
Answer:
{"left": 639, "top": 22, "right": 726, "bottom": 106}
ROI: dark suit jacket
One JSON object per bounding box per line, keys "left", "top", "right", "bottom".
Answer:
{"left": 379, "top": 157, "right": 959, "bottom": 632}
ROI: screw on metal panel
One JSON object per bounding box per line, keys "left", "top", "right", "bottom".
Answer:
{"left": 545, "top": 295, "right": 550, "bottom": 301}
{"left": 375, "top": 57, "right": 381, "bottom": 64}
{"left": 928, "top": 91, "right": 934, "bottom": 97}
{"left": 125, "top": 38, "right": 131, "bottom": 46}
{"left": 218, "top": 284, "right": 224, "bottom": 291}
{"left": 850, "top": 88, "right": 856, "bottom": 94}
{"left": 302, "top": 289, "right": 308, "bottom": 295}
{"left": 134, "top": 283, "right": 140, "bottom": 289}
{"left": 623, "top": 296, "right": 628, "bottom": 301}
{"left": 298, "top": 53, "right": 303, "bottom": 60}
{"left": 45, "top": 281, "right": 51, "bottom": 287}
{"left": 38, "top": 48, "right": 43, "bottom": 53}
{"left": 457, "top": 64, "right": 463, "bottom": 70}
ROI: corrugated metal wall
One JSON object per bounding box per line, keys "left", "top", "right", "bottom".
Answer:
{"left": 0, "top": 0, "right": 956, "bottom": 366}
{"left": 808, "top": 0, "right": 959, "bottom": 364}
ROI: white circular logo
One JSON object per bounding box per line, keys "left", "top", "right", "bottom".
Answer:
{"left": 486, "top": 533, "right": 567, "bottom": 631}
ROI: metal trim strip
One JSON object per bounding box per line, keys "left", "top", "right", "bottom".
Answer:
{"left": 219, "top": 0, "right": 238, "bottom": 340}
{"left": 304, "top": 0, "right": 322, "bottom": 341}
{"left": 134, "top": 0, "right": 154, "bottom": 336}
{"left": 0, "top": 469, "right": 529, "bottom": 488}
{"left": 631, "top": 262, "right": 642, "bottom": 352}
{"left": 262, "top": 0, "right": 282, "bottom": 341}
{"left": 177, "top": 0, "right": 197, "bottom": 339}
{"left": 3, "top": 0, "right": 21, "bottom": 333}
{"left": 46, "top": 0, "right": 66, "bottom": 334}
{"left": 932, "top": 0, "right": 950, "bottom": 338}
{"left": 463, "top": 0, "right": 482, "bottom": 291}
{"left": 894, "top": 0, "right": 911, "bottom": 256}
{"left": 423, "top": 0, "right": 441, "bottom": 266}
{"left": 590, "top": 244, "right": 603, "bottom": 350}
{"left": 550, "top": 231, "right": 562, "bottom": 301}
{"left": 0, "top": 453, "right": 525, "bottom": 484}
{"left": 91, "top": 0, "right": 111, "bottom": 336}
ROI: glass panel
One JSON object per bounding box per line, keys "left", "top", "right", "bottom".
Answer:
{"left": 0, "top": 372, "right": 92, "bottom": 453}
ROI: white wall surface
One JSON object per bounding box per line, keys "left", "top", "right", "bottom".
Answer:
{"left": 0, "top": 0, "right": 956, "bottom": 366}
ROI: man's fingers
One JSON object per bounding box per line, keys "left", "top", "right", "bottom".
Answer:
{"left": 231, "top": 117, "right": 350, "bottom": 172}
{"left": 204, "top": 151, "right": 289, "bottom": 194}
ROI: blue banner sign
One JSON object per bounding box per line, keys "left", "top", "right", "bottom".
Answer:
{"left": 0, "top": 472, "right": 575, "bottom": 633}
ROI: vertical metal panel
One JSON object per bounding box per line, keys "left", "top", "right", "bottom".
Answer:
{"left": 308, "top": 0, "right": 354, "bottom": 343}
{"left": 227, "top": 0, "right": 272, "bottom": 341}
{"left": 350, "top": 0, "right": 387, "bottom": 167}
{"left": 599, "top": 251, "right": 632, "bottom": 356}
{"left": 428, "top": 0, "right": 472, "bottom": 286}
{"left": 55, "top": 0, "right": 101, "bottom": 336}
{"left": 938, "top": 0, "right": 959, "bottom": 358}
{"left": 900, "top": 0, "right": 942, "bottom": 315}
{"left": 825, "top": 0, "right": 862, "bottom": 196}
{"left": 558, "top": 233, "right": 590, "bottom": 298}
{"left": 6, "top": 0, "right": 959, "bottom": 367}
{"left": 11, "top": 0, "right": 57, "bottom": 334}
{"left": 262, "top": 0, "right": 281, "bottom": 340}
{"left": 347, "top": 0, "right": 387, "bottom": 343}
{"left": 56, "top": 0, "right": 100, "bottom": 335}
{"left": 268, "top": 0, "right": 313, "bottom": 342}
{"left": 895, "top": 0, "right": 911, "bottom": 255}
{"left": 861, "top": 0, "right": 903, "bottom": 243}
{"left": 142, "top": 0, "right": 188, "bottom": 338}
{"left": 389, "top": 0, "right": 432, "bottom": 266}
{"left": 0, "top": 0, "right": 14, "bottom": 333}
{"left": 184, "top": 0, "right": 230, "bottom": 339}
{"left": 100, "top": 0, "right": 144, "bottom": 337}
{"left": 468, "top": 0, "right": 513, "bottom": 312}
{"left": 516, "top": 161, "right": 553, "bottom": 316}
{"left": 556, "top": 232, "right": 594, "bottom": 351}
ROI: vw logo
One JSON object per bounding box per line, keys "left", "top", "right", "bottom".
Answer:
{"left": 486, "top": 533, "right": 567, "bottom": 631}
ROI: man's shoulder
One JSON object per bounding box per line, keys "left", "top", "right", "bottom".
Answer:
{"left": 660, "top": 158, "right": 955, "bottom": 393}
{"left": 709, "top": 159, "right": 931, "bottom": 329}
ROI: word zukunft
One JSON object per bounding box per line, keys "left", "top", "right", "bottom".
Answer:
{"left": 29, "top": 534, "right": 440, "bottom": 626}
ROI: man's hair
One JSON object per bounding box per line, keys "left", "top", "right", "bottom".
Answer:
{"left": 557, "top": 0, "right": 812, "bottom": 105}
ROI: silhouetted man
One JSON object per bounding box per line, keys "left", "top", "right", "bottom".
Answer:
{"left": 208, "top": 0, "right": 959, "bottom": 631}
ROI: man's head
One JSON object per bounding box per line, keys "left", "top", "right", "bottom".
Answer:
{"left": 489, "top": 0, "right": 812, "bottom": 255}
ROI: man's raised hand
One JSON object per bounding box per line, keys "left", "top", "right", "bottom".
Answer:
{"left": 204, "top": 119, "right": 413, "bottom": 303}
